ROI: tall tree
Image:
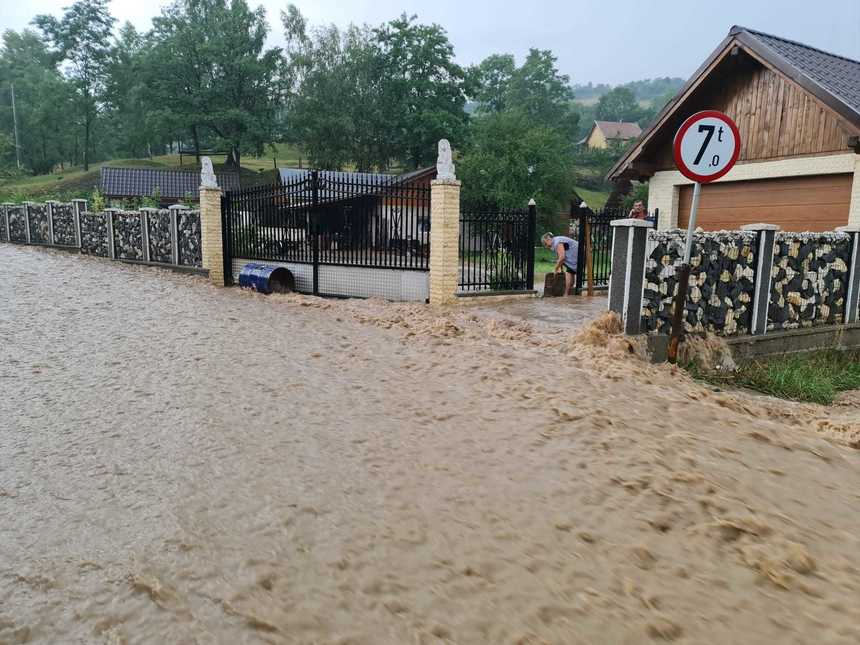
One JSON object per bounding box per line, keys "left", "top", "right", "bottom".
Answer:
{"left": 0, "top": 29, "right": 74, "bottom": 173}
{"left": 34, "top": 0, "right": 115, "bottom": 170}
{"left": 148, "top": 0, "right": 281, "bottom": 167}
{"left": 467, "top": 54, "right": 515, "bottom": 113}
{"left": 103, "top": 23, "right": 152, "bottom": 159}
{"left": 504, "top": 49, "right": 578, "bottom": 137}
{"left": 459, "top": 110, "right": 574, "bottom": 231}
{"left": 374, "top": 14, "right": 468, "bottom": 169}
{"left": 595, "top": 86, "right": 641, "bottom": 123}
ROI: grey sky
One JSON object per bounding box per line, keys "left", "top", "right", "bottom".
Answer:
{"left": 2, "top": 0, "right": 858, "bottom": 85}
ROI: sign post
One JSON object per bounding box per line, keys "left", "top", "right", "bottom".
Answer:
{"left": 667, "top": 110, "right": 740, "bottom": 363}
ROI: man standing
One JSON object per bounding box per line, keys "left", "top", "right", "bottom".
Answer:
{"left": 541, "top": 232, "right": 579, "bottom": 296}
{"left": 629, "top": 200, "right": 648, "bottom": 219}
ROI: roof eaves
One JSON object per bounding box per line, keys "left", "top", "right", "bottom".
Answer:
{"left": 733, "top": 27, "right": 860, "bottom": 130}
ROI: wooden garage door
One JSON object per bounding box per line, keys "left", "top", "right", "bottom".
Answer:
{"left": 678, "top": 174, "right": 852, "bottom": 232}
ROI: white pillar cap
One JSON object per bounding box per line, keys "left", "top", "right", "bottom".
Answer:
{"left": 610, "top": 218, "right": 654, "bottom": 228}
{"left": 740, "top": 223, "right": 780, "bottom": 231}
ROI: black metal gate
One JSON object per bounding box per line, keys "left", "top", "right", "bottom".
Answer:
{"left": 458, "top": 203, "right": 536, "bottom": 293}
{"left": 222, "top": 170, "right": 431, "bottom": 296}
{"left": 570, "top": 206, "right": 660, "bottom": 294}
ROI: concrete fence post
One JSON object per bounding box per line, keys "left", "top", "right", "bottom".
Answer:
{"left": 140, "top": 210, "right": 151, "bottom": 262}
{"left": 741, "top": 223, "right": 780, "bottom": 335}
{"left": 46, "top": 201, "right": 56, "bottom": 245}
{"left": 24, "top": 202, "right": 32, "bottom": 244}
{"left": 72, "top": 199, "right": 86, "bottom": 249}
{"left": 199, "top": 157, "right": 225, "bottom": 286}
{"left": 168, "top": 205, "right": 184, "bottom": 266}
{"left": 837, "top": 224, "right": 860, "bottom": 324}
{"left": 2, "top": 203, "right": 10, "bottom": 241}
{"left": 105, "top": 208, "right": 116, "bottom": 259}
{"left": 608, "top": 218, "right": 653, "bottom": 335}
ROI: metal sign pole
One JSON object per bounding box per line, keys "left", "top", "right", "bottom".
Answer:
{"left": 667, "top": 181, "right": 701, "bottom": 363}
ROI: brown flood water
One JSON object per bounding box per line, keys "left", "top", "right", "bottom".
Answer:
{"left": 1, "top": 244, "right": 860, "bottom": 645}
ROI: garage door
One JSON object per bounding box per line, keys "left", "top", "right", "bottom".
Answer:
{"left": 678, "top": 174, "right": 852, "bottom": 232}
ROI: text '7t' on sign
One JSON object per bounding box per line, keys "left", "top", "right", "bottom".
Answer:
{"left": 672, "top": 110, "right": 741, "bottom": 183}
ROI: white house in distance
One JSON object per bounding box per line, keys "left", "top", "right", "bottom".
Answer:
{"left": 609, "top": 26, "right": 860, "bottom": 232}
{"left": 580, "top": 120, "right": 642, "bottom": 150}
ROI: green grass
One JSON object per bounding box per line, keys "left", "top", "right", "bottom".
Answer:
{"left": 574, "top": 185, "right": 610, "bottom": 210}
{"left": 690, "top": 350, "right": 860, "bottom": 405}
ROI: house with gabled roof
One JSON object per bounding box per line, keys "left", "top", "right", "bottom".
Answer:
{"left": 609, "top": 26, "right": 860, "bottom": 232}
{"left": 581, "top": 120, "right": 642, "bottom": 150}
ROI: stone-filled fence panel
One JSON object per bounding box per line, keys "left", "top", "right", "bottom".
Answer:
{"left": 642, "top": 230, "right": 757, "bottom": 336}
{"left": 80, "top": 212, "right": 109, "bottom": 257}
{"left": 177, "top": 210, "right": 202, "bottom": 267}
{"left": 28, "top": 203, "right": 50, "bottom": 244}
{"left": 768, "top": 232, "right": 852, "bottom": 330}
{"left": 51, "top": 203, "right": 78, "bottom": 246}
{"left": 8, "top": 205, "right": 27, "bottom": 242}
{"left": 112, "top": 211, "right": 144, "bottom": 260}
{"left": 147, "top": 209, "right": 174, "bottom": 264}
{"left": 3, "top": 199, "right": 204, "bottom": 271}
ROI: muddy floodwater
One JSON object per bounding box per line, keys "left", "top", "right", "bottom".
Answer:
{"left": 2, "top": 244, "right": 860, "bottom": 645}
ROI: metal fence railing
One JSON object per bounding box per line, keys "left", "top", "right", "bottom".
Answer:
{"left": 458, "top": 204, "right": 536, "bottom": 293}
{"left": 223, "top": 170, "right": 432, "bottom": 295}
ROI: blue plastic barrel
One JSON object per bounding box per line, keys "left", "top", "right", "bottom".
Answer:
{"left": 238, "top": 263, "right": 295, "bottom": 294}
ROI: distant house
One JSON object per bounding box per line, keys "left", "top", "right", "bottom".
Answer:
{"left": 609, "top": 26, "right": 860, "bottom": 232}
{"left": 581, "top": 120, "right": 642, "bottom": 149}
{"left": 100, "top": 167, "right": 241, "bottom": 206}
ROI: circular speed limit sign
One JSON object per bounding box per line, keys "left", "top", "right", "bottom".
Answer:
{"left": 673, "top": 110, "right": 741, "bottom": 183}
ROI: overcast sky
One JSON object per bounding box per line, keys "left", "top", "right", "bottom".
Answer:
{"left": 2, "top": 0, "right": 858, "bottom": 85}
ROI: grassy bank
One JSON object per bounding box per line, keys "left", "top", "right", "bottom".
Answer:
{"left": 0, "top": 143, "right": 302, "bottom": 203}
{"left": 691, "top": 350, "right": 860, "bottom": 405}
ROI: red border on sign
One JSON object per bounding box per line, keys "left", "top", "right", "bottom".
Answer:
{"left": 672, "top": 110, "right": 741, "bottom": 183}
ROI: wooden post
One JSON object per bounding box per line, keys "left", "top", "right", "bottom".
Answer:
{"left": 585, "top": 220, "right": 594, "bottom": 296}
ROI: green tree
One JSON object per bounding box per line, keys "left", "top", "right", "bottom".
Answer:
{"left": 374, "top": 14, "right": 468, "bottom": 169}
{"left": 504, "top": 49, "right": 578, "bottom": 137}
{"left": 147, "top": 0, "right": 281, "bottom": 167}
{"left": 467, "top": 54, "right": 515, "bottom": 113}
{"left": 459, "top": 110, "right": 574, "bottom": 231}
{"left": 0, "top": 29, "right": 75, "bottom": 173}
{"left": 34, "top": 0, "right": 116, "bottom": 170}
{"left": 103, "top": 23, "right": 153, "bottom": 159}
{"left": 595, "top": 86, "right": 641, "bottom": 123}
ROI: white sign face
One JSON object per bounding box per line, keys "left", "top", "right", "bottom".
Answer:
{"left": 673, "top": 111, "right": 741, "bottom": 183}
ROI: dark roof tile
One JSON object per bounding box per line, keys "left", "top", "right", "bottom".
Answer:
{"left": 100, "top": 167, "right": 240, "bottom": 200}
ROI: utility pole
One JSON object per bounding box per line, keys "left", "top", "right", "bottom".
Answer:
{"left": 10, "top": 83, "right": 21, "bottom": 169}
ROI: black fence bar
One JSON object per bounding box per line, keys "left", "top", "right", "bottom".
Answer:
{"left": 222, "top": 170, "right": 432, "bottom": 277}
{"left": 458, "top": 208, "right": 533, "bottom": 293}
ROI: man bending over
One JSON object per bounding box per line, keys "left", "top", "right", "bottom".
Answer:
{"left": 541, "top": 232, "right": 579, "bottom": 296}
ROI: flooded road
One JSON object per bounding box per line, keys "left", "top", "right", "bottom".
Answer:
{"left": 2, "top": 244, "right": 860, "bottom": 644}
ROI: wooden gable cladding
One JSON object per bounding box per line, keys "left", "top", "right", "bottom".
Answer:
{"left": 650, "top": 52, "right": 856, "bottom": 170}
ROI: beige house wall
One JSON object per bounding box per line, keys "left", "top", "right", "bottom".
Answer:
{"left": 586, "top": 127, "right": 607, "bottom": 150}
{"left": 648, "top": 152, "right": 860, "bottom": 230}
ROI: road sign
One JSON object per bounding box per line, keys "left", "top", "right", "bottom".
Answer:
{"left": 673, "top": 110, "right": 740, "bottom": 184}
{"left": 667, "top": 110, "right": 741, "bottom": 363}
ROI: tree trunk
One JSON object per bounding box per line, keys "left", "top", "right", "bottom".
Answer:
{"left": 192, "top": 126, "right": 201, "bottom": 163}
{"left": 226, "top": 145, "right": 241, "bottom": 168}
{"left": 83, "top": 118, "right": 90, "bottom": 171}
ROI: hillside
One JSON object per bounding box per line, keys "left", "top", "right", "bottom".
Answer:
{"left": 573, "top": 76, "right": 684, "bottom": 104}
{"left": 0, "top": 144, "right": 302, "bottom": 202}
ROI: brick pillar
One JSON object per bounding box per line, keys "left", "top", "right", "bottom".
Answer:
{"left": 741, "top": 223, "right": 780, "bottom": 335}
{"left": 199, "top": 158, "right": 225, "bottom": 286}
{"left": 608, "top": 218, "right": 652, "bottom": 335}
{"left": 429, "top": 178, "right": 461, "bottom": 305}
{"left": 837, "top": 224, "right": 860, "bottom": 324}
